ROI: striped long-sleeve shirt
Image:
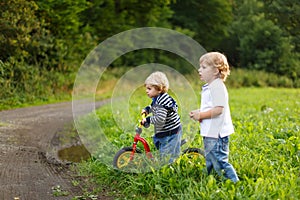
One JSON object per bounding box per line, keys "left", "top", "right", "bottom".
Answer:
{"left": 145, "top": 93, "right": 181, "bottom": 138}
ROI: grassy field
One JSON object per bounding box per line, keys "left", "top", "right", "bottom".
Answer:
{"left": 75, "top": 87, "right": 299, "bottom": 199}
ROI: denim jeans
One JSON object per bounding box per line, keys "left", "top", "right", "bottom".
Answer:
{"left": 153, "top": 126, "right": 182, "bottom": 164}
{"left": 204, "top": 136, "right": 239, "bottom": 183}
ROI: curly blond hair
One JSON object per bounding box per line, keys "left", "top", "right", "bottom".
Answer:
{"left": 199, "top": 52, "right": 230, "bottom": 81}
{"left": 144, "top": 71, "right": 169, "bottom": 93}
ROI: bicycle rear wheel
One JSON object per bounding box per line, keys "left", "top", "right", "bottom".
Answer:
{"left": 182, "top": 148, "right": 205, "bottom": 160}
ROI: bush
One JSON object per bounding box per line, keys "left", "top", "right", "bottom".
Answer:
{"left": 229, "top": 0, "right": 300, "bottom": 81}
{"left": 226, "top": 68, "right": 296, "bottom": 88}
{"left": 0, "top": 59, "right": 73, "bottom": 110}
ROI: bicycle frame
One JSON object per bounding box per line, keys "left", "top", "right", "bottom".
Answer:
{"left": 113, "top": 113, "right": 205, "bottom": 170}
{"left": 130, "top": 126, "right": 153, "bottom": 161}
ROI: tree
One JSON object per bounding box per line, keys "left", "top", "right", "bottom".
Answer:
{"left": 263, "top": 0, "right": 300, "bottom": 80}
{"left": 78, "top": 0, "right": 175, "bottom": 69}
{"left": 229, "top": 0, "right": 299, "bottom": 80}
{"left": 170, "top": 0, "right": 233, "bottom": 51}
{"left": 0, "top": 0, "right": 43, "bottom": 63}
{"left": 35, "top": 0, "right": 92, "bottom": 71}
{"left": 264, "top": 0, "right": 300, "bottom": 53}
{"left": 80, "top": 0, "right": 173, "bottom": 42}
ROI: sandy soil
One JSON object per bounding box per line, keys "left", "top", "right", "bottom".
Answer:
{"left": 0, "top": 101, "right": 111, "bottom": 200}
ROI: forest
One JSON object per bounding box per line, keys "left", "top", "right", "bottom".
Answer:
{"left": 0, "top": 0, "right": 299, "bottom": 108}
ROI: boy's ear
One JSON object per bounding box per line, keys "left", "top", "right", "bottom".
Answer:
{"left": 213, "top": 68, "right": 219, "bottom": 75}
{"left": 158, "top": 86, "right": 163, "bottom": 93}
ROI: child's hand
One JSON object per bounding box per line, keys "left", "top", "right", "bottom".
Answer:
{"left": 141, "top": 109, "right": 148, "bottom": 116}
{"left": 140, "top": 117, "right": 150, "bottom": 128}
{"left": 189, "top": 110, "right": 201, "bottom": 122}
{"left": 141, "top": 118, "right": 147, "bottom": 125}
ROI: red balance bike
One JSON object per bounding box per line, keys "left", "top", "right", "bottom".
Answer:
{"left": 113, "top": 114, "right": 204, "bottom": 170}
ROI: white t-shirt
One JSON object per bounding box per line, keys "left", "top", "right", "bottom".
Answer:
{"left": 200, "top": 78, "right": 234, "bottom": 138}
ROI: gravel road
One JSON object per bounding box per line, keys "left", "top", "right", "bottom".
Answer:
{"left": 0, "top": 101, "right": 110, "bottom": 200}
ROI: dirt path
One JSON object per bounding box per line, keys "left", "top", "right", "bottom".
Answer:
{"left": 0, "top": 101, "right": 109, "bottom": 200}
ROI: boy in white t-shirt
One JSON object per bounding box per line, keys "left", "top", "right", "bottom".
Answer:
{"left": 189, "top": 52, "right": 239, "bottom": 183}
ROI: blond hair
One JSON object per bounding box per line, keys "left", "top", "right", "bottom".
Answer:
{"left": 199, "top": 52, "right": 230, "bottom": 81}
{"left": 144, "top": 71, "right": 169, "bottom": 93}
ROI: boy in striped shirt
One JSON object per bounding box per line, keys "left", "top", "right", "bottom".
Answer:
{"left": 141, "top": 71, "right": 182, "bottom": 164}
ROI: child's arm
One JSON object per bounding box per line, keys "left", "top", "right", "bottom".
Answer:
{"left": 141, "top": 106, "right": 151, "bottom": 115}
{"left": 141, "top": 107, "right": 167, "bottom": 125}
{"left": 189, "top": 106, "right": 223, "bottom": 121}
{"left": 199, "top": 106, "right": 223, "bottom": 120}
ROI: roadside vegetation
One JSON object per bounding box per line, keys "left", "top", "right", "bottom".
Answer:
{"left": 0, "top": 65, "right": 297, "bottom": 111}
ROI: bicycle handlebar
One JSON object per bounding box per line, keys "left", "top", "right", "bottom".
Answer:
{"left": 141, "top": 113, "right": 146, "bottom": 119}
{"left": 139, "top": 113, "right": 150, "bottom": 128}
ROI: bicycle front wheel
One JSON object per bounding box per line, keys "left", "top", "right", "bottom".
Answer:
{"left": 113, "top": 147, "right": 142, "bottom": 169}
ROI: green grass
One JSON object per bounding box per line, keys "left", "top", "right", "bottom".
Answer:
{"left": 75, "top": 87, "right": 300, "bottom": 199}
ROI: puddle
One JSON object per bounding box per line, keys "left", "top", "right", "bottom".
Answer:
{"left": 58, "top": 145, "right": 91, "bottom": 162}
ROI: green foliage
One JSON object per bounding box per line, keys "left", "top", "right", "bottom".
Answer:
{"left": 228, "top": 0, "right": 300, "bottom": 80}
{"left": 226, "top": 68, "right": 296, "bottom": 88}
{"left": 36, "top": 0, "right": 87, "bottom": 38}
{"left": 1, "top": 0, "right": 299, "bottom": 111}
{"left": 0, "top": 0, "right": 44, "bottom": 63}
{"left": 76, "top": 88, "right": 300, "bottom": 199}
{"left": 170, "top": 0, "right": 233, "bottom": 51}
{"left": 263, "top": 0, "right": 300, "bottom": 53}
{"left": 35, "top": 0, "right": 95, "bottom": 71}
{"left": 52, "top": 185, "right": 69, "bottom": 197}
{"left": 80, "top": 0, "right": 173, "bottom": 42}
{"left": 0, "top": 59, "right": 73, "bottom": 110}
{"left": 79, "top": 0, "right": 175, "bottom": 71}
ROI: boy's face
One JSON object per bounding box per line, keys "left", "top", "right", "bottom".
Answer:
{"left": 145, "top": 84, "right": 161, "bottom": 98}
{"left": 198, "top": 61, "right": 219, "bottom": 84}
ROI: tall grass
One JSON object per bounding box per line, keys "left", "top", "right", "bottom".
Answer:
{"left": 76, "top": 88, "right": 300, "bottom": 199}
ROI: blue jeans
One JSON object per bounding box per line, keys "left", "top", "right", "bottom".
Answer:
{"left": 153, "top": 126, "right": 182, "bottom": 164}
{"left": 204, "top": 136, "right": 239, "bottom": 183}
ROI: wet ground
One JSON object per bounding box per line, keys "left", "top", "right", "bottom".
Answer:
{"left": 0, "top": 101, "right": 112, "bottom": 200}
